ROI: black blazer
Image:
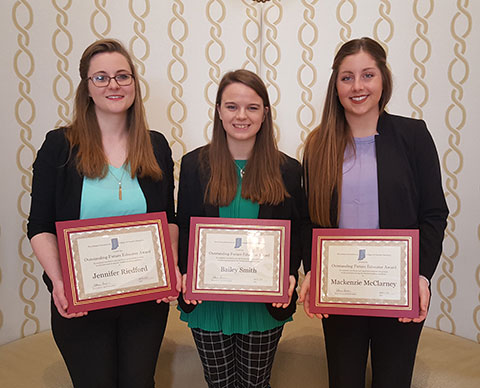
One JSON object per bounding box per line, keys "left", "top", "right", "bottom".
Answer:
{"left": 303, "top": 112, "right": 449, "bottom": 281}
{"left": 27, "top": 128, "right": 175, "bottom": 291}
{"left": 177, "top": 146, "right": 307, "bottom": 321}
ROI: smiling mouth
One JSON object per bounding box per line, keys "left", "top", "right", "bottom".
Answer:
{"left": 351, "top": 95, "right": 367, "bottom": 102}
{"left": 233, "top": 124, "right": 249, "bottom": 129}
{"left": 107, "top": 95, "right": 123, "bottom": 100}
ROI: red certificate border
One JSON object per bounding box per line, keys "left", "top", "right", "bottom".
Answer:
{"left": 309, "top": 229, "right": 419, "bottom": 318}
{"left": 56, "top": 212, "right": 177, "bottom": 313}
{"left": 185, "top": 217, "right": 291, "bottom": 303}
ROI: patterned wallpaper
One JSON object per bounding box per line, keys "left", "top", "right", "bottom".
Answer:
{"left": 1, "top": 0, "right": 479, "bottom": 345}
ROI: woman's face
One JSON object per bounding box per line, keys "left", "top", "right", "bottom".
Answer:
{"left": 336, "top": 50, "right": 383, "bottom": 122}
{"left": 217, "top": 82, "right": 267, "bottom": 152}
{"left": 87, "top": 52, "right": 135, "bottom": 119}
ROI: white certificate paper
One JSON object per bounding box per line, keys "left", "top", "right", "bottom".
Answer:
{"left": 71, "top": 225, "right": 167, "bottom": 300}
{"left": 197, "top": 229, "right": 280, "bottom": 291}
{"left": 186, "top": 217, "right": 291, "bottom": 303}
{"left": 321, "top": 240, "right": 406, "bottom": 304}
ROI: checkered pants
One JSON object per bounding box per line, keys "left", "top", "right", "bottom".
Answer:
{"left": 191, "top": 325, "right": 284, "bottom": 388}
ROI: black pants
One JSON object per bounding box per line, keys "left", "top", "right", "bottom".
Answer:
{"left": 322, "top": 315, "right": 424, "bottom": 388}
{"left": 51, "top": 299, "right": 169, "bottom": 388}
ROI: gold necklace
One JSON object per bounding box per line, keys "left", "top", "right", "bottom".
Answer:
{"left": 108, "top": 166, "right": 126, "bottom": 200}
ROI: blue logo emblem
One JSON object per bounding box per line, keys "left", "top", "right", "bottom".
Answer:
{"left": 358, "top": 249, "right": 366, "bottom": 261}
{"left": 111, "top": 238, "right": 119, "bottom": 250}
{"left": 234, "top": 237, "right": 242, "bottom": 249}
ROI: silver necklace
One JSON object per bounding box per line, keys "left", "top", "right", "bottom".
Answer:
{"left": 234, "top": 161, "right": 246, "bottom": 178}
{"left": 108, "top": 166, "right": 126, "bottom": 200}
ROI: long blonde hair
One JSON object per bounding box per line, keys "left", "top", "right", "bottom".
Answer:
{"left": 304, "top": 37, "right": 392, "bottom": 226}
{"left": 203, "top": 69, "right": 288, "bottom": 206}
{"left": 65, "top": 38, "right": 162, "bottom": 180}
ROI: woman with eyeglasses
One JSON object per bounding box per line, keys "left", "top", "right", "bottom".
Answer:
{"left": 176, "top": 69, "right": 306, "bottom": 388}
{"left": 27, "top": 39, "right": 179, "bottom": 388}
{"left": 300, "top": 37, "right": 448, "bottom": 387}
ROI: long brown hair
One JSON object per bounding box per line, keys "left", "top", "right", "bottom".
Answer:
{"left": 65, "top": 38, "right": 162, "bottom": 180}
{"left": 203, "top": 69, "right": 288, "bottom": 206}
{"left": 304, "top": 37, "right": 392, "bottom": 226}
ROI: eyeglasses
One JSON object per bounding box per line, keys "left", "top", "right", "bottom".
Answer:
{"left": 88, "top": 73, "right": 134, "bottom": 88}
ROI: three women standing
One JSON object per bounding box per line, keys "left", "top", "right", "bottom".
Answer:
{"left": 300, "top": 37, "right": 448, "bottom": 387}
{"left": 28, "top": 34, "right": 448, "bottom": 388}
{"left": 28, "top": 39, "right": 179, "bottom": 387}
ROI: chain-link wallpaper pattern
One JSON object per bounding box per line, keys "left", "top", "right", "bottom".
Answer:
{"left": 1, "top": 0, "right": 479, "bottom": 345}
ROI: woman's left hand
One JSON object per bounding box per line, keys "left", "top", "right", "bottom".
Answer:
{"left": 398, "top": 276, "right": 430, "bottom": 323}
{"left": 272, "top": 275, "right": 296, "bottom": 309}
{"left": 157, "top": 223, "right": 181, "bottom": 304}
{"left": 156, "top": 265, "right": 182, "bottom": 304}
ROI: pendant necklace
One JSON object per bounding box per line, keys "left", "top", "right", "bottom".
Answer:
{"left": 108, "top": 166, "right": 126, "bottom": 200}
{"left": 234, "top": 161, "right": 246, "bottom": 178}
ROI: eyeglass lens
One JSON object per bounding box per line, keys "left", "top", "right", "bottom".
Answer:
{"left": 90, "top": 74, "right": 133, "bottom": 87}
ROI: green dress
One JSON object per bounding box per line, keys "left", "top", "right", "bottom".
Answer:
{"left": 179, "top": 160, "right": 292, "bottom": 334}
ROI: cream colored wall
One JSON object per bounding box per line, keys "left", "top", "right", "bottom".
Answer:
{"left": 1, "top": 0, "right": 479, "bottom": 346}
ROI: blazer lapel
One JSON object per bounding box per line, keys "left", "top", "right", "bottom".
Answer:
{"left": 258, "top": 204, "right": 273, "bottom": 220}
{"left": 204, "top": 203, "right": 219, "bottom": 217}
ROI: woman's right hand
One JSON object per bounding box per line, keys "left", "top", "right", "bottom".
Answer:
{"left": 30, "top": 233, "right": 87, "bottom": 319}
{"left": 52, "top": 280, "right": 88, "bottom": 319}
{"left": 181, "top": 274, "right": 202, "bottom": 305}
{"left": 299, "top": 271, "right": 328, "bottom": 319}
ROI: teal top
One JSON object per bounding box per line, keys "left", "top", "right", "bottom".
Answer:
{"left": 80, "top": 164, "right": 147, "bottom": 219}
{"left": 179, "top": 160, "right": 292, "bottom": 334}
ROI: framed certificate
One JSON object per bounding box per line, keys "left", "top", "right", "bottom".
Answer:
{"left": 56, "top": 212, "right": 177, "bottom": 313}
{"left": 185, "top": 217, "right": 291, "bottom": 303}
{"left": 310, "top": 229, "right": 419, "bottom": 318}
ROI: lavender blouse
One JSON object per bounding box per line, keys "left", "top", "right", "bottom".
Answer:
{"left": 339, "top": 135, "right": 379, "bottom": 229}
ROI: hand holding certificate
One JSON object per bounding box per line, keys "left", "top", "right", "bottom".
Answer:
{"left": 56, "top": 212, "right": 178, "bottom": 313}
{"left": 185, "top": 217, "right": 291, "bottom": 303}
{"left": 309, "top": 229, "right": 419, "bottom": 318}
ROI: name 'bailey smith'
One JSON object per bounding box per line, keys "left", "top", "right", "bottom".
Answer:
{"left": 220, "top": 266, "right": 258, "bottom": 274}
